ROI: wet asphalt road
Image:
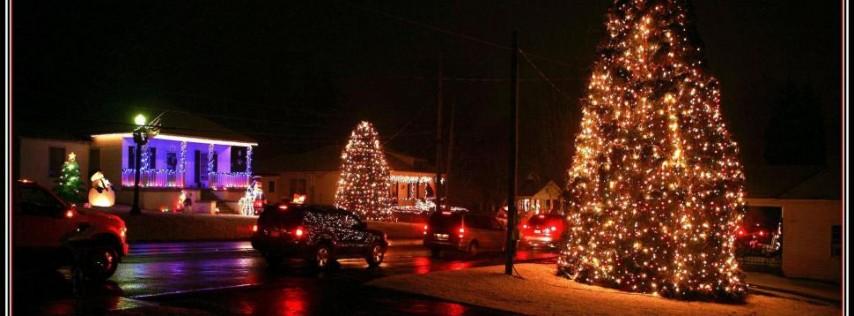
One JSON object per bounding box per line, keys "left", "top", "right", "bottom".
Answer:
{"left": 14, "top": 239, "right": 558, "bottom": 315}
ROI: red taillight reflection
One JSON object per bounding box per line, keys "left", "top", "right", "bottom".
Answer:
{"left": 423, "top": 224, "right": 428, "bottom": 235}
{"left": 458, "top": 227, "right": 465, "bottom": 238}
{"left": 279, "top": 204, "right": 289, "bottom": 211}
{"left": 65, "top": 210, "right": 74, "bottom": 218}
{"left": 294, "top": 227, "right": 304, "bottom": 237}
{"left": 252, "top": 224, "right": 258, "bottom": 232}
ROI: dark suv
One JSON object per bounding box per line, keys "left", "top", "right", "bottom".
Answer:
{"left": 519, "top": 214, "right": 566, "bottom": 249}
{"left": 423, "top": 211, "right": 506, "bottom": 257}
{"left": 251, "top": 204, "right": 389, "bottom": 270}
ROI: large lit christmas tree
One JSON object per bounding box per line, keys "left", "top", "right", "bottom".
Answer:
{"left": 55, "top": 152, "right": 84, "bottom": 203}
{"left": 335, "top": 121, "right": 393, "bottom": 221}
{"left": 557, "top": 0, "right": 747, "bottom": 300}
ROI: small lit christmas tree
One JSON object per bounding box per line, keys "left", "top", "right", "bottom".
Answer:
{"left": 335, "top": 121, "right": 393, "bottom": 221}
{"left": 56, "top": 152, "right": 84, "bottom": 202}
{"left": 557, "top": 0, "right": 747, "bottom": 300}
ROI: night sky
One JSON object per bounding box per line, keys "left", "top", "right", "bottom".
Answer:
{"left": 13, "top": 1, "right": 842, "bottom": 207}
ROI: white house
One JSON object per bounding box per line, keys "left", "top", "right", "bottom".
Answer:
{"left": 16, "top": 112, "right": 258, "bottom": 213}
{"left": 258, "top": 145, "right": 437, "bottom": 207}
{"left": 743, "top": 163, "right": 842, "bottom": 283}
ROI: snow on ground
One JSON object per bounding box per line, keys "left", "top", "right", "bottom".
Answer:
{"left": 367, "top": 263, "right": 839, "bottom": 316}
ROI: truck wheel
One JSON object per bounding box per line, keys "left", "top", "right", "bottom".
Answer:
{"left": 467, "top": 241, "right": 479, "bottom": 257}
{"left": 81, "top": 246, "right": 119, "bottom": 281}
{"left": 312, "top": 244, "right": 334, "bottom": 271}
{"left": 366, "top": 243, "right": 385, "bottom": 268}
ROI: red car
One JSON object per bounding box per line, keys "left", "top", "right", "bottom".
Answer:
{"left": 13, "top": 180, "right": 129, "bottom": 281}
{"left": 736, "top": 224, "right": 781, "bottom": 256}
{"left": 519, "top": 214, "right": 565, "bottom": 248}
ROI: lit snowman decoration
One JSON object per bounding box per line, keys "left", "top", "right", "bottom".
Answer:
{"left": 88, "top": 171, "right": 116, "bottom": 207}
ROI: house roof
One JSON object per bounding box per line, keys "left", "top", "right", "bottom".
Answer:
{"left": 258, "top": 145, "right": 433, "bottom": 173}
{"left": 157, "top": 112, "right": 256, "bottom": 143}
{"left": 90, "top": 111, "right": 257, "bottom": 144}
{"left": 744, "top": 162, "right": 841, "bottom": 200}
{"left": 518, "top": 176, "right": 562, "bottom": 197}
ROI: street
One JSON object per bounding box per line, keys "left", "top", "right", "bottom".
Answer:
{"left": 13, "top": 239, "right": 558, "bottom": 315}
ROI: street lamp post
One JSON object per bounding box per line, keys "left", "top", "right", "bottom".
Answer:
{"left": 129, "top": 114, "right": 160, "bottom": 215}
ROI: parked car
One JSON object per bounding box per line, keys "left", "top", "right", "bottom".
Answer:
{"left": 423, "top": 211, "right": 505, "bottom": 257}
{"left": 735, "top": 223, "right": 782, "bottom": 257}
{"left": 12, "top": 179, "right": 129, "bottom": 281}
{"left": 251, "top": 203, "right": 389, "bottom": 270}
{"left": 519, "top": 213, "right": 566, "bottom": 249}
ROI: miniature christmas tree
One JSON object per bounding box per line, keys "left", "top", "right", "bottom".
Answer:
{"left": 56, "top": 152, "right": 84, "bottom": 202}
{"left": 334, "top": 121, "right": 393, "bottom": 221}
{"left": 557, "top": 0, "right": 747, "bottom": 300}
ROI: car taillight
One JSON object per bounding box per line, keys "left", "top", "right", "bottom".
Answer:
{"left": 523, "top": 224, "right": 528, "bottom": 229}
{"left": 65, "top": 209, "right": 74, "bottom": 218}
{"left": 294, "top": 227, "right": 304, "bottom": 238}
{"left": 423, "top": 224, "right": 428, "bottom": 235}
{"left": 252, "top": 224, "right": 258, "bottom": 233}
{"left": 458, "top": 227, "right": 465, "bottom": 238}
{"left": 278, "top": 204, "right": 289, "bottom": 211}
{"left": 550, "top": 226, "right": 557, "bottom": 232}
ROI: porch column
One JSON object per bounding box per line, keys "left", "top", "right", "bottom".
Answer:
{"left": 208, "top": 143, "right": 215, "bottom": 188}
{"left": 246, "top": 145, "right": 253, "bottom": 175}
{"left": 178, "top": 141, "right": 187, "bottom": 187}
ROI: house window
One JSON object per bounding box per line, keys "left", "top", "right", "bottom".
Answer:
{"left": 290, "top": 179, "right": 306, "bottom": 197}
{"left": 127, "top": 146, "right": 136, "bottom": 169}
{"left": 166, "top": 152, "right": 178, "bottom": 171}
{"left": 210, "top": 153, "right": 218, "bottom": 172}
{"left": 48, "top": 147, "right": 66, "bottom": 177}
{"left": 390, "top": 183, "right": 399, "bottom": 200}
{"left": 831, "top": 225, "right": 841, "bottom": 256}
{"left": 231, "top": 146, "right": 248, "bottom": 172}
{"left": 89, "top": 149, "right": 100, "bottom": 175}
{"left": 268, "top": 181, "right": 276, "bottom": 193}
{"left": 147, "top": 147, "right": 157, "bottom": 169}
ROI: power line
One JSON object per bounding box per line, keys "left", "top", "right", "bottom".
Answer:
{"left": 338, "top": 0, "right": 578, "bottom": 69}
{"left": 519, "top": 49, "right": 577, "bottom": 105}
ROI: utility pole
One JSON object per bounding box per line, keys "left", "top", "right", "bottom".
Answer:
{"left": 130, "top": 141, "right": 143, "bottom": 215}
{"left": 435, "top": 53, "right": 444, "bottom": 213}
{"left": 504, "top": 31, "right": 519, "bottom": 275}
{"left": 445, "top": 101, "right": 455, "bottom": 211}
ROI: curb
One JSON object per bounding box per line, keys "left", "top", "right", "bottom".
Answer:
{"left": 748, "top": 283, "right": 840, "bottom": 306}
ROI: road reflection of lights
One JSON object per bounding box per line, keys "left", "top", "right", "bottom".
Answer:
{"left": 448, "top": 261, "right": 471, "bottom": 271}
{"left": 238, "top": 300, "right": 256, "bottom": 314}
{"left": 414, "top": 257, "right": 431, "bottom": 274}
{"left": 443, "top": 302, "right": 466, "bottom": 316}
{"left": 277, "top": 287, "right": 308, "bottom": 316}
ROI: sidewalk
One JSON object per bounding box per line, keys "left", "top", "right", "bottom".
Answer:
{"left": 746, "top": 271, "right": 841, "bottom": 304}
{"left": 367, "top": 263, "right": 840, "bottom": 316}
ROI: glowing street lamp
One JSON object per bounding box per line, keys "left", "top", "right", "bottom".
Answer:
{"left": 129, "top": 112, "right": 162, "bottom": 215}
{"left": 134, "top": 114, "right": 147, "bottom": 126}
